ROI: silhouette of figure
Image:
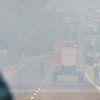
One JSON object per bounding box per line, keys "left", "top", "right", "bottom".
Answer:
{"left": 0, "top": 73, "right": 13, "bottom": 100}
{"left": 93, "top": 61, "right": 99, "bottom": 82}
{"left": 39, "top": 59, "right": 46, "bottom": 79}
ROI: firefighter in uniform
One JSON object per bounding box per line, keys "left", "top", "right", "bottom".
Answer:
{"left": 39, "top": 59, "right": 46, "bottom": 79}
{"left": 93, "top": 61, "right": 99, "bottom": 82}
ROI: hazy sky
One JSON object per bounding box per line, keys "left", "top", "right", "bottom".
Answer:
{"left": 44, "top": 0, "right": 100, "bottom": 11}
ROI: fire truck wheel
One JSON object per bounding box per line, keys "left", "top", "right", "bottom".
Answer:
{"left": 52, "top": 72, "right": 58, "bottom": 82}
{"left": 78, "top": 74, "right": 84, "bottom": 82}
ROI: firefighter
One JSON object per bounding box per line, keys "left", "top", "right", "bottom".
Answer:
{"left": 93, "top": 60, "right": 99, "bottom": 82}
{"left": 0, "top": 73, "right": 13, "bottom": 100}
{"left": 39, "top": 59, "right": 46, "bottom": 79}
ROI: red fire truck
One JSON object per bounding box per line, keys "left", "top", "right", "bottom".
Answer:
{"left": 52, "top": 40, "right": 86, "bottom": 82}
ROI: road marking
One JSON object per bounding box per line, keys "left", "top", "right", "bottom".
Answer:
{"left": 85, "top": 73, "right": 100, "bottom": 91}
{"left": 4, "top": 55, "right": 51, "bottom": 79}
{"left": 40, "top": 86, "right": 42, "bottom": 88}
{"left": 30, "top": 64, "right": 52, "bottom": 99}
{"left": 2, "top": 55, "right": 51, "bottom": 100}
{"left": 4, "top": 58, "right": 34, "bottom": 79}
{"left": 38, "top": 88, "right": 40, "bottom": 90}
{"left": 31, "top": 97, "right": 34, "bottom": 99}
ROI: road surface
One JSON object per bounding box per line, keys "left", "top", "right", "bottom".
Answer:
{"left": 2, "top": 56, "right": 100, "bottom": 100}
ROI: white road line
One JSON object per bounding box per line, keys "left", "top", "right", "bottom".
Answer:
{"left": 85, "top": 73, "right": 100, "bottom": 91}
{"left": 31, "top": 64, "right": 52, "bottom": 99}
{"left": 38, "top": 88, "right": 40, "bottom": 91}
{"left": 4, "top": 55, "right": 51, "bottom": 80}
{"left": 31, "top": 97, "right": 34, "bottom": 99}
{"left": 4, "top": 58, "right": 34, "bottom": 79}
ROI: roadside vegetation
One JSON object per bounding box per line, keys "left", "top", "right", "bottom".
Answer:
{"left": 0, "top": 0, "right": 100, "bottom": 67}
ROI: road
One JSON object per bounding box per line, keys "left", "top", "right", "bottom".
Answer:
{"left": 2, "top": 56, "right": 100, "bottom": 100}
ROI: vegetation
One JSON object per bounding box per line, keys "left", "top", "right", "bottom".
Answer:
{"left": 0, "top": 1, "right": 100, "bottom": 66}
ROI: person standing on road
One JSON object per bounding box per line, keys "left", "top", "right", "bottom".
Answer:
{"left": 93, "top": 60, "right": 99, "bottom": 82}
{"left": 39, "top": 59, "right": 46, "bottom": 79}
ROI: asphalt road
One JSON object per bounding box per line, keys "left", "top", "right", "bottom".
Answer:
{"left": 2, "top": 56, "right": 100, "bottom": 100}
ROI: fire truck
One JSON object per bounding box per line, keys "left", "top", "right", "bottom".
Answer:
{"left": 52, "top": 40, "right": 86, "bottom": 82}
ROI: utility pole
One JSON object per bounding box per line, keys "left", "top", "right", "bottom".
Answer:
{"left": 92, "top": 41, "right": 96, "bottom": 63}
